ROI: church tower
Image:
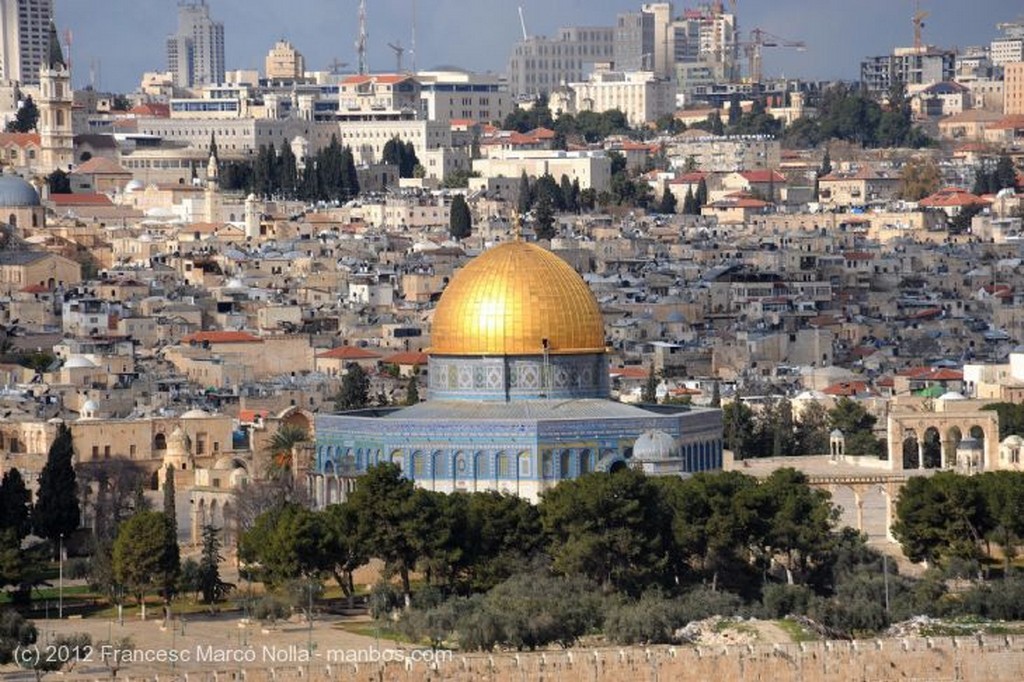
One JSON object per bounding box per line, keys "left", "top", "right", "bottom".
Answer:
{"left": 37, "top": 22, "right": 73, "bottom": 173}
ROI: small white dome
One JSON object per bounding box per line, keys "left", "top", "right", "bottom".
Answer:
{"left": 939, "top": 391, "right": 966, "bottom": 401}
{"left": 64, "top": 355, "right": 97, "bottom": 369}
{"left": 79, "top": 399, "right": 100, "bottom": 420}
{"left": 180, "top": 408, "right": 210, "bottom": 419}
{"left": 830, "top": 429, "right": 845, "bottom": 438}
{"left": 124, "top": 179, "right": 144, "bottom": 193}
{"left": 633, "top": 430, "right": 679, "bottom": 461}
{"left": 1003, "top": 435, "right": 1024, "bottom": 447}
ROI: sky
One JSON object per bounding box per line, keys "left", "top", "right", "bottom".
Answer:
{"left": 53, "top": 0, "right": 1020, "bottom": 93}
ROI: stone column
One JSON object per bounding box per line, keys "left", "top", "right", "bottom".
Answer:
{"left": 939, "top": 438, "right": 946, "bottom": 469}
{"left": 917, "top": 441, "right": 925, "bottom": 469}
{"left": 854, "top": 490, "right": 864, "bottom": 533}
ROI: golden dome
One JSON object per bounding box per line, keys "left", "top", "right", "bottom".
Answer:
{"left": 430, "top": 241, "right": 606, "bottom": 356}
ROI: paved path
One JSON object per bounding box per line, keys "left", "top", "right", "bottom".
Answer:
{"left": 13, "top": 610, "right": 408, "bottom": 678}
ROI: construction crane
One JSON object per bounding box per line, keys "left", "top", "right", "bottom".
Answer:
{"left": 355, "top": 0, "right": 368, "bottom": 75}
{"left": 327, "top": 58, "right": 348, "bottom": 74}
{"left": 743, "top": 28, "right": 806, "bottom": 84}
{"left": 518, "top": 6, "right": 529, "bottom": 41}
{"left": 388, "top": 41, "right": 405, "bottom": 72}
{"left": 912, "top": 1, "right": 929, "bottom": 51}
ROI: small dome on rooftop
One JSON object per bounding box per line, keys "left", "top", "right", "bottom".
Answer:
{"left": 0, "top": 174, "right": 40, "bottom": 207}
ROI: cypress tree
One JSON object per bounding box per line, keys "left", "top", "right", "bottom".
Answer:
{"left": 33, "top": 423, "right": 80, "bottom": 552}
{"left": 163, "top": 465, "right": 177, "bottom": 539}
{"left": 0, "top": 467, "right": 31, "bottom": 540}
{"left": 449, "top": 194, "right": 472, "bottom": 240}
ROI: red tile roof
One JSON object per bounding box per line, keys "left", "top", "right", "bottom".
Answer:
{"left": 740, "top": 170, "right": 786, "bottom": 183}
{"left": 47, "top": 193, "right": 114, "bottom": 206}
{"left": 129, "top": 103, "right": 170, "bottom": 118}
{"left": 0, "top": 132, "right": 40, "bottom": 147}
{"left": 919, "top": 187, "right": 989, "bottom": 208}
{"left": 381, "top": 351, "right": 428, "bottom": 366}
{"left": 183, "top": 331, "right": 263, "bottom": 344}
{"left": 316, "top": 346, "right": 382, "bottom": 360}
{"left": 822, "top": 381, "right": 873, "bottom": 397}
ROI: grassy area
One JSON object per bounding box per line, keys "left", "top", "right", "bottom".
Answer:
{"left": 917, "top": 617, "right": 1024, "bottom": 637}
{"left": 712, "top": 618, "right": 757, "bottom": 637}
{"left": 776, "top": 618, "right": 820, "bottom": 643}
{"left": 334, "top": 621, "right": 419, "bottom": 645}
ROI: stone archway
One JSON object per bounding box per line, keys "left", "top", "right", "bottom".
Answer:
{"left": 887, "top": 407, "right": 1000, "bottom": 472}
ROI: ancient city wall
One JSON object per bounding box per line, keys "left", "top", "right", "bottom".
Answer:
{"left": 66, "top": 635, "right": 1024, "bottom": 682}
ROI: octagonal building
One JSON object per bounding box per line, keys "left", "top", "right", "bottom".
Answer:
{"left": 312, "top": 240, "right": 723, "bottom": 504}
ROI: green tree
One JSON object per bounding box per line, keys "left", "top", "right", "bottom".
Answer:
{"left": 238, "top": 503, "right": 327, "bottom": 587}
{"left": 463, "top": 491, "right": 543, "bottom": 591}
{"left": 695, "top": 177, "right": 709, "bottom": 207}
{"left": 539, "top": 469, "right": 673, "bottom": 596}
{"left": 898, "top": 157, "right": 941, "bottom": 201}
{"left": 753, "top": 468, "right": 836, "bottom": 584}
{"left": 993, "top": 154, "right": 1018, "bottom": 191}
{"left": 827, "top": 398, "right": 883, "bottom": 457}
{"left": 516, "top": 171, "right": 531, "bottom": 214}
{"left": 46, "top": 168, "right": 71, "bottom": 194}
{"left": 0, "top": 468, "right": 31, "bottom": 540}
{"left": 321, "top": 503, "right": 369, "bottom": 608}
{"left": 980, "top": 403, "right": 1024, "bottom": 440}
{"left": 658, "top": 471, "right": 759, "bottom": 591}
{"left": 33, "top": 423, "right": 79, "bottom": 552}
{"left": 641, "top": 362, "right": 659, "bottom": 404}
{"left": 892, "top": 473, "right": 986, "bottom": 565}
{"left": 682, "top": 186, "right": 698, "bottom": 214}
{"left": 340, "top": 145, "right": 360, "bottom": 198}
{"left": 0, "top": 607, "right": 37, "bottom": 664}
{"left": 278, "top": 140, "right": 298, "bottom": 198}
{"left": 265, "top": 424, "right": 308, "bottom": 476}
{"left": 449, "top": 193, "right": 472, "bottom": 240}
{"left": 818, "top": 149, "right": 832, "bottom": 178}
{"left": 533, "top": 193, "right": 556, "bottom": 240}
{"left": 5, "top": 95, "right": 38, "bottom": 133}
{"left": 658, "top": 187, "right": 677, "bottom": 214}
{"left": 162, "top": 465, "right": 176, "bottom": 539}
{"left": 198, "top": 524, "right": 232, "bottom": 603}
{"left": 404, "top": 375, "right": 420, "bottom": 405}
{"left": 334, "top": 363, "right": 370, "bottom": 411}
{"left": 112, "top": 511, "right": 180, "bottom": 620}
{"left": 347, "top": 463, "right": 422, "bottom": 604}
{"left": 723, "top": 398, "right": 756, "bottom": 459}
{"left": 978, "top": 472, "right": 1024, "bottom": 572}
{"left": 794, "top": 401, "right": 830, "bottom": 455}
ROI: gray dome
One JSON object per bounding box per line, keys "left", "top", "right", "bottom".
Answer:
{"left": 633, "top": 430, "right": 679, "bottom": 461}
{"left": 0, "top": 175, "right": 40, "bottom": 207}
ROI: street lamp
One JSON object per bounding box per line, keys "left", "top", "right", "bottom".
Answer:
{"left": 58, "top": 532, "right": 64, "bottom": 619}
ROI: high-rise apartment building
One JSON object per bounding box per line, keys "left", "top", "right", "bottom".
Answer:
{"left": 265, "top": 40, "right": 304, "bottom": 81}
{"left": 167, "top": 0, "right": 225, "bottom": 89}
{"left": 1005, "top": 62, "right": 1024, "bottom": 115}
{"left": 860, "top": 47, "right": 956, "bottom": 97}
{"left": 0, "top": 0, "right": 53, "bottom": 86}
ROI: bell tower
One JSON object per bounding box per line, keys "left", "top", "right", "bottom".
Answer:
{"left": 38, "top": 22, "right": 73, "bottom": 173}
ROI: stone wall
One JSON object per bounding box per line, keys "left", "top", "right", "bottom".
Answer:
{"left": 78, "top": 635, "right": 1024, "bottom": 682}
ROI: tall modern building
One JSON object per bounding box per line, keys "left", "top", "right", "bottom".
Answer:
{"left": 167, "top": 0, "right": 225, "bottom": 89}
{"left": 507, "top": 26, "right": 615, "bottom": 99}
{"left": 860, "top": 47, "right": 956, "bottom": 98}
{"left": 0, "top": 0, "right": 54, "bottom": 86}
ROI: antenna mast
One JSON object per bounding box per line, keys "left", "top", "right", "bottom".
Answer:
{"left": 518, "top": 6, "right": 529, "bottom": 41}
{"left": 356, "top": 0, "right": 368, "bottom": 75}
{"left": 410, "top": 0, "right": 417, "bottom": 73}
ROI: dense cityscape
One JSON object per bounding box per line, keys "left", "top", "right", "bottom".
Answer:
{"left": 1, "top": 0, "right": 1024, "bottom": 679}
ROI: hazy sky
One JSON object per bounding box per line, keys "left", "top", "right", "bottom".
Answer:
{"left": 53, "top": 0, "right": 1019, "bottom": 92}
